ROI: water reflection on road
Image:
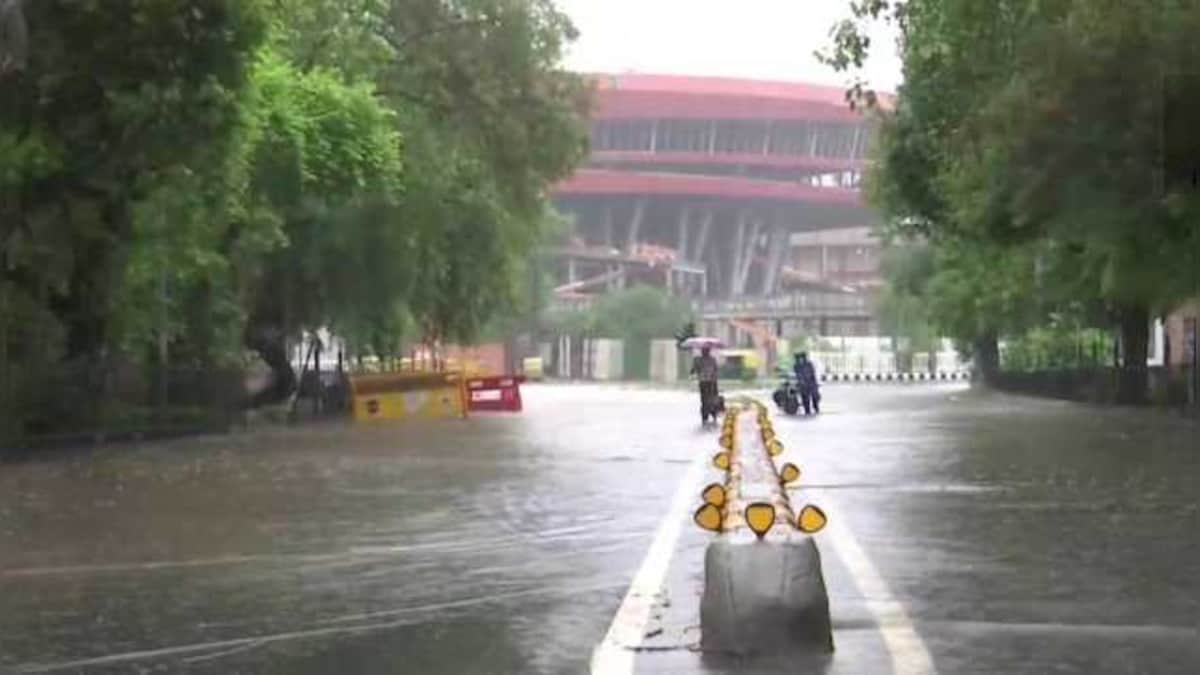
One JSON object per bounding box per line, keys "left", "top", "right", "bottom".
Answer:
{"left": 1, "top": 387, "right": 698, "bottom": 673}
{"left": 1, "top": 384, "right": 1197, "bottom": 674}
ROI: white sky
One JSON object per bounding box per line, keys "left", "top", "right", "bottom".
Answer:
{"left": 555, "top": 0, "right": 902, "bottom": 93}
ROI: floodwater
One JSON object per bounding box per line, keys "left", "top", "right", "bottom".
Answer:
{"left": 2, "top": 384, "right": 1198, "bottom": 674}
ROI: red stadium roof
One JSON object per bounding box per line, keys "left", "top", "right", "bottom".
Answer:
{"left": 557, "top": 169, "right": 862, "bottom": 206}
{"left": 590, "top": 73, "right": 893, "bottom": 122}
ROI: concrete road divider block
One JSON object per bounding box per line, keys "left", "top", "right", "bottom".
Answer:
{"left": 695, "top": 404, "right": 834, "bottom": 658}
{"left": 700, "top": 538, "right": 834, "bottom": 655}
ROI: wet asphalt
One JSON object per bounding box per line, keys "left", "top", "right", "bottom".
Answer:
{"left": 1, "top": 384, "right": 1197, "bottom": 674}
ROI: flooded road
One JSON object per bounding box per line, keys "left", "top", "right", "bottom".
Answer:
{"left": 2, "top": 384, "right": 1198, "bottom": 674}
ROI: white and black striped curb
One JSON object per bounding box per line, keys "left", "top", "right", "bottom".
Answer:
{"left": 820, "top": 371, "right": 971, "bottom": 383}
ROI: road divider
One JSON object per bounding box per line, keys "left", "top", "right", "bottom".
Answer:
{"left": 692, "top": 398, "right": 834, "bottom": 656}
{"left": 821, "top": 370, "right": 970, "bottom": 383}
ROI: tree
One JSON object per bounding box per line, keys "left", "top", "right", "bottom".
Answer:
{"left": 821, "top": 0, "right": 1200, "bottom": 401}
{"left": 591, "top": 286, "right": 695, "bottom": 343}
{"left": 1, "top": 1, "right": 267, "bottom": 363}
{"left": 236, "top": 51, "right": 408, "bottom": 402}
{"left": 269, "top": 0, "right": 589, "bottom": 346}
{"left": 877, "top": 244, "right": 936, "bottom": 368}
{"left": 2, "top": 0, "right": 591, "bottom": 435}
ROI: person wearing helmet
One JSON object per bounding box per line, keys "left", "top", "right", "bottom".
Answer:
{"left": 793, "top": 351, "right": 820, "bottom": 415}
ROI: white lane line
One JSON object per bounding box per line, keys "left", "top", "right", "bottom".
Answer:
{"left": 820, "top": 495, "right": 937, "bottom": 675}
{"left": 590, "top": 448, "right": 710, "bottom": 675}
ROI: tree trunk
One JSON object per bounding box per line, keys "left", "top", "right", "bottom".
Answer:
{"left": 246, "top": 324, "right": 295, "bottom": 407}
{"left": 973, "top": 330, "right": 1000, "bottom": 385}
{"left": 1116, "top": 305, "right": 1150, "bottom": 405}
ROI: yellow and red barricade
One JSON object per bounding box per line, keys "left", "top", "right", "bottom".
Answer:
{"left": 348, "top": 371, "right": 468, "bottom": 421}
{"left": 465, "top": 375, "right": 525, "bottom": 412}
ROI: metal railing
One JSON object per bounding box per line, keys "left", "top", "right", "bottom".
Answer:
{"left": 695, "top": 293, "right": 871, "bottom": 319}
{"left": 2, "top": 359, "right": 245, "bottom": 449}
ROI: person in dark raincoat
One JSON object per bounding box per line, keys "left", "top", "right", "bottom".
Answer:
{"left": 793, "top": 351, "right": 820, "bottom": 415}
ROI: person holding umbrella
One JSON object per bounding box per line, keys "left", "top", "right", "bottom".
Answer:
{"left": 684, "top": 336, "right": 724, "bottom": 425}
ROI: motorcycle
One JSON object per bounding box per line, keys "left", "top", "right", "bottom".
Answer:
{"left": 772, "top": 371, "right": 802, "bottom": 415}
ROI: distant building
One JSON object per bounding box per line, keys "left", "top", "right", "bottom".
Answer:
{"left": 551, "top": 73, "right": 886, "bottom": 343}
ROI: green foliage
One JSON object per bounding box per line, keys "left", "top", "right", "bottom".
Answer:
{"left": 243, "top": 49, "right": 409, "bottom": 332}
{"left": 877, "top": 245, "right": 936, "bottom": 350}
{"left": 1, "top": 0, "right": 590, "bottom": 436}
{"left": 591, "top": 286, "right": 695, "bottom": 342}
{"left": 1002, "top": 325, "right": 1111, "bottom": 373}
{"left": 542, "top": 286, "right": 694, "bottom": 342}
{"left": 1, "top": 0, "right": 267, "bottom": 363}
{"left": 822, "top": 0, "right": 1200, "bottom": 391}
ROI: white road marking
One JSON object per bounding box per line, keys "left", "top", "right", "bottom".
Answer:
{"left": 820, "top": 495, "right": 938, "bottom": 675}
{"left": 590, "top": 447, "right": 710, "bottom": 675}
{"left": 594, "top": 410, "right": 935, "bottom": 675}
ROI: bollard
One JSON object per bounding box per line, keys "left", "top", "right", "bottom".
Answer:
{"left": 694, "top": 400, "right": 833, "bottom": 656}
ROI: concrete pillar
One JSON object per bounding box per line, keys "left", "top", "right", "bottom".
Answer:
{"left": 650, "top": 120, "right": 659, "bottom": 153}
{"left": 567, "top": 257, "right": 578, "bottom": 284}
{"left": 649, "top": 339, "right": 679, "bottom": 383}
{"left": 677, "top": 206, "right": 691, "bottom": 259}
{"left": 730, "top": 211, "right": 748, "bottom": 297}
{"left": 761, "top": 226, "right": 787, "bottom": 295}
{"left": 710, "top": 237, "right": 726, "bottom": 299}
{"left": 692, "top": 208, "right": 714, "bottom": 263}
{"left": 735, "top": 218, "right": 762, "bottom": 297}
{"left": 627, "top": 198, "right": 646, "bottom": 251}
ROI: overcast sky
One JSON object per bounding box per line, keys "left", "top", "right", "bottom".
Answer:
{"left": 555, "top": 0, "right": 902, "bottom": 93}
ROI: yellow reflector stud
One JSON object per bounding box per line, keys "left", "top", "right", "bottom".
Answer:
{"left": 797, "top": 505, "right": 828, "bottom": 534}
{"left": 744, "top": 502, "right": 776, "bottom": 539}
{"left": 713, "top": 451, "right": 731, "bottom": 470}
{"left": 694, "top": 503, "right": 723, "bottom": 532}
{"left": 701, "top": 482, "right": 727, "bottom": 507}
{"left": 780, "top": 462, "right": 801, "bottom": 484}
{"left": 719, "top": 434, "right": 734, "bottom": 450}
{"left": 767, "top": 439, "right": 784, "bottom": 456}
